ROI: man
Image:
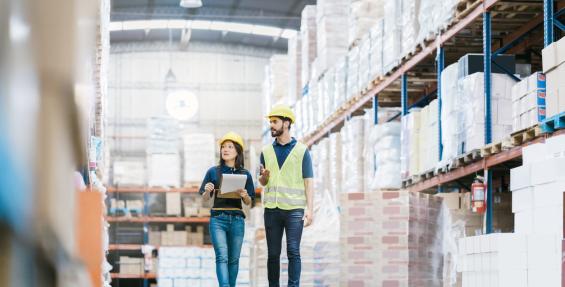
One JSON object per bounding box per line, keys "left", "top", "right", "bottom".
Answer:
{"left": 259, "top": 105, "right": 314, "bottom": 287}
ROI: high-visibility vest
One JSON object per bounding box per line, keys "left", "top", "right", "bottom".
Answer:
{"left": 262, "top": 143, "right": 307, "bottom": 210}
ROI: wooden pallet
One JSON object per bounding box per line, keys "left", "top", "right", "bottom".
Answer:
{"left": 455, "top": 0, "right": 482, "bottom": 19}
{"left": 421, "top": 169, "right": 436, "bottom": 179}
{"left": 480, "top": 142, "right": 502, "bottom": 157}
{"left": 450, "top": 149, "right": 481, "bottom": 169}
{"left": 510, "top": 125, "right": 542, "bottom": 145}
{"left": 540, "top": 112, "right": 565, "bottom": 134}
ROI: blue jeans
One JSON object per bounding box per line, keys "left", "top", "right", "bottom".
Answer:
{"left": 209, "top": 213, "right": 245, "bottom": 287}
{"left": 264, "top": 208, "right": 304, "bottom": 287}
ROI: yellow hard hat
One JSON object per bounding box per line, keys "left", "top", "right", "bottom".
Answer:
{"left": 266, "top": 105, "right": 295, "bottom": 123}
{"left": 219, "top": 132, "right": 245, "bottom": 149}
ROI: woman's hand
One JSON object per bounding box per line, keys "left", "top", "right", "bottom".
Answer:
{"left": 202, "top": 183, "right": 214, "bottom": 201}
{"left": 238, "top": 189, "right": 252, "bottom": 205}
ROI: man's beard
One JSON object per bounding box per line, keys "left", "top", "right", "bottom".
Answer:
{"left": 271, "top": 127, "right": 283, "bottom": 137}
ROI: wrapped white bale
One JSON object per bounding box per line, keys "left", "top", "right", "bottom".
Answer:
{"left": 147, "top": 117, "right": 180, "bottom": 154}
{"left": 370, "top": 122, "right": 402, "bottom": 190}
{"left": 348, "top": 0, "right": 385, "bottom": 47}
{"left": 383, "top": 0, "right": 402, "bottom": 73}
{"left": 287, "top": 35, "right": 302, "bottom": 106}
{"left": 400, "top": 0, "right": 421, "bottom": 58}
{"left": 341, "top": 116, "right": 365, "bottom": 193}
{"left": 113, "top": 160, "right": 145, "bottom": 186}
{"left": 316, "top": 0, "right": 349, "bottom": 72}
{"left": 329, "top": 133, "right": 343, "bottom": 201}
{"left": 265, "top": 55, "right": 289, "bottom": 106}
{"left": 358, "top": 34, "right": 372, "bottom": 92}
{"left": 183, "top": 133, "right": 215, "bottom": 184}
{"left": 301, "top": 5, "right": 317, "bottom": 87}
{"left": 323, "top": 68, "right": 336, "bottom": 119}
{"left": 147, "top": 154, "right": 180, "bottom": 187}
{"left": 369, "top": 19, "right": 385, "bottom": 80}
{"left": 439, "top": 64, "right": 462, "bottom": 167}
{"left": 334, "top": 57, "right": 348, "bottom": 110}
{"left": 346, "top": 47, "right": 360, "bottom": 99}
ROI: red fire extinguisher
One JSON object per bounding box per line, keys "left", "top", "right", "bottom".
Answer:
{"left": 471, "top": 176, "right": 486, "bottom": 214}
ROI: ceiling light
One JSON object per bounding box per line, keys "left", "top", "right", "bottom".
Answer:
{"left": 180, "top": 0, "right": 202, "bottom": 8}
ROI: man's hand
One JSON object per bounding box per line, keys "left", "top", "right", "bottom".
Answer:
{"left": 259, "top": 164, "right": 270, "bottom": 186}
{"left": 303, "top": 208, "right": 314, "bottom": 227}
{"left": 238, "top": 188, "right": 248, "bottom": 198}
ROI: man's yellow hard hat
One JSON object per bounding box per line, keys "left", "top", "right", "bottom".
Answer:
{"left": 266, "top": 105, "right": 295, "bottom": 123}
{"left": 219, "top": 132, "right": 245, "bottom": 149}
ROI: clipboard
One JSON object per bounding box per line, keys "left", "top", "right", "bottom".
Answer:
{"left": 217, "top": 174, "right": 247, "bottom": 199}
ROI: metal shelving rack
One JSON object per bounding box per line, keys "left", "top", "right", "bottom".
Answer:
{"left": 301, "top": 0, "right": 565, "bottom": 234}
{"left": 108, "top": 186, "right": 211, "bottom": 286}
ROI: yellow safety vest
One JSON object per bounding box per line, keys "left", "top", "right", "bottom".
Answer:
{"left": 262, "top": 142, "right": 307, "bottom": 210}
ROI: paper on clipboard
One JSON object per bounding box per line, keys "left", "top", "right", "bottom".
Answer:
{"left": 220, "top": 174, "right": 247, "bottom": 194}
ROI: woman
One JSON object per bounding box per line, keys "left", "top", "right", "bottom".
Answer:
{"left": 199, "top": 131, "right": 255, "bottom": 287}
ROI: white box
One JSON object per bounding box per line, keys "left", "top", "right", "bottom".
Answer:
{"left": 510, "top": 165, "right": 531, "bottom": 190}
{"left": 511, "top": 187, "right": 534, "bottom": 213}
{"left": 521, "top": 142, "right": 547, "bottom": 165}
{"left": 533, "top": 206, "right": 563, "bottom": 235}
{"left": 533, "top": 181, "right": 565, "bottom": 208}
{"left": 542, "top": 38, "right": 565, "bottom": 73}
{"left": 531, "top": 157, "right": 565, "bottom": 185}
{"left": 546, "top": 134, "right": 565, "bottom": 158}
{"left": 499, "top": 269, "right": 528, "bottom": 287}
{"left": 514, "top": 210, "right": 534, "bottom": 234}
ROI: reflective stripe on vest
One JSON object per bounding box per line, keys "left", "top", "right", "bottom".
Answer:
{"left": 262, "top": 142, "right": 307, "bottom": 210}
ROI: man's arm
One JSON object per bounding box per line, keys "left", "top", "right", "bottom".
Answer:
{"left": 303, "top": 178, "right": 314, "bottom": 226}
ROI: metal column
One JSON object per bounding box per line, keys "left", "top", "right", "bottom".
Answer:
{"left": 437, "top": 46, "right": 444, "bottom": 193}
{"left": 401, "top": 74, "right": 408, "bottom": 116}
{"left": 373, "top": 95, "right": 379, "bottom": 125}
{"left": 483, "top": 11, "right": 494, "bottom": 234}
{"left": 545, "top": 0, "right": 554, "bottom": 46}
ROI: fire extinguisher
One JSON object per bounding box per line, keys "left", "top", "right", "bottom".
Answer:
{"left": 471, "top": 176, "right": 486, "bottom": 214}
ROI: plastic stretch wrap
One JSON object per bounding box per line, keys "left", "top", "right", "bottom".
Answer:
{"left": 147, "top": 117, "right": 179, "bottom": 154}
{"left": 323, "top": 68, "right": 336, "bottom": 120}
{"left": 341, "top": 116, "right": 365, "bottom": 193}
{"left": 346, "top": 47, "right": 360, "bottom": 99}
{"left": 334, "top": 57, "right": 348, "bottom": 110}
{"left": 265, "top": 55, "right": 289, "bottom": 106}
{"left": 400, "top": 0, "right": 421, "bottom": 58}
{"left": 303, "top": 92, "right": 312, "bottom": 135}
{"left": 358, "top": 35, "right": 372, "bottom": 92}
{"left": 287, "top": 35, "right": 302, "bottom": 105}
{"left": 316, "top": 77, "right": 327, "bottom": 125}
{"left": 369, "top": 19, "right": 385, "bottom": 80}
{"left": 369, "top": 122, "right": 402, "bottom": 189}
{"left": 511, "top": 72, "right": 547, "bottom": 132}
{"left": 328, "top": 133, "right": 343, "bottom": 202}
{"left": 363, "top": 109, "right": 375, "bottom": 193}
{"left": 147, "top": 153, "right": 180, "bottom": 187}
{"left": 309, "top": 79, "right": 322, "bottom": 128}
{"left": 348, "top": 0, "right": 384, "bottom": 46}
{"left": 378, "top": 107, "right": 402, "bottom": 124}
{"left": 250, "top": 189, "right": 340, "bottom": 286}
{"left": 301, "top": 5, "right": 317, "bottom": 87}
{"left": 183, "top": 133, "right": 215, "bottom": 184}
{"left": 340, "top": 191, "right": 452, "bottom": 286}
{"left": 459, "top": 73, "right": 514, "bottom": 152}
{"left": 295, "top": 99, "right": 304, "bottom": 137}
{"left": 383, "top": 0, "right": 402, "bottom": 73}
{"left": 418, "top": 0, "right": 458, "bottom": 44}
{"left": 316, "top": 0, "right": 349, "bottom": 72}
{"left": 419, "top": 100, "right": 439, "bottom": 172}
{"left": 112, "top": 160, "right": 145, "bottom": 186}
{"left": 439, "top": 64, "right": 462, "bottom": 167}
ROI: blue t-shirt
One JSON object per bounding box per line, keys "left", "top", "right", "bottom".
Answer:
{"left": 199, "top": 165, "right": 255, "bottom": 218}
{"left": 259, "top": 137, "right": 314, "bottom": 179}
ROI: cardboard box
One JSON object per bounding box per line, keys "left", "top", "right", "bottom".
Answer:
{"left": 148, "top": 230, "right": 161, "bottom": 246}
{"left": 119, "top": 256, "right": 144, "bottom": 275}
{"left": 545, "top": 134, "right": 565, "bottom": 158}
{"left": 542, "top": 37, "right": 565, "bottom": 73}
{"left": 511, "top": 187, "right": 534, "bottom": 213}
{"left": 166, "top": 192, "right": 181, "bottom": 216}
{"left": 531, "top": 157, "right": 565, "bottom": 185}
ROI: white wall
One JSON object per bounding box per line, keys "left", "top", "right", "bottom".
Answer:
{"left": 107, "top": 41, "right": 275, "bottom": 158}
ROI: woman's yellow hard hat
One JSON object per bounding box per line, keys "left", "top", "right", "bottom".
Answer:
{"left": 266, "top": 105, "right": 295, "bottom": 123}
{"left": 219, "top": 132, "right": 245, "bottom": 149}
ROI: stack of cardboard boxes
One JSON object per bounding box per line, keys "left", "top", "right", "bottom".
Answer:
{"left": 511, "top": 72, "right": 546, "bottom": 132}
{"left": 339, "top": 191, "right": 446, "bottom": 286}
{"left": 149, "top": 225, "right": 205, "bottom": 247}
{"left": 542, "top": 35, "right": 565, "bottom": 118}
{"left": 119, "top": 256, "right": 144, "bottom": 275}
